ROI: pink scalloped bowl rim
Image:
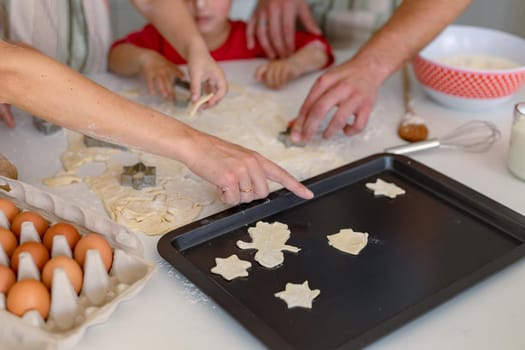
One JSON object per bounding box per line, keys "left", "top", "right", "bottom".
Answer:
{"left": 412, "top": 25, "right": 525, "bottom": 101}
{"left": 412, "top": 56, "right": 525, "bottom": 99}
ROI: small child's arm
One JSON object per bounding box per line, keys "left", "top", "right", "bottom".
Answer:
{"left": 255, "top": 41, "right": 329, "bottom": 89}
{"left": 109, "top": 43, "right": 184, "bottom": 99}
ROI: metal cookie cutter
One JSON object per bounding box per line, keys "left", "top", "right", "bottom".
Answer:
{"left": 32, "top": 116, "right": 62, "bottom": 135}
{"left": 120, "top": 162, "right": 156, "bottom": 190}
{"left": 84, "top": 135, "right": 127, "bottom": 150}
{"left": 278, "top": 121, "right": 305, "bottom": 148}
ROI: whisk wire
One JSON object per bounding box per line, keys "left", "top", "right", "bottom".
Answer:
{"left": 439, "top": 120, "right": 501, "bottom": 152}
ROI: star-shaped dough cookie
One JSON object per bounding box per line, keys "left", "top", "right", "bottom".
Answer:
{"left": 327, "top": 228, "right": 368, "bottom": 255}
{"left": 210, "top": 254, "right": 251, "bottom": 281}
{"left": 236, "top": 221, "right": 300, "bottom": 268}
{"left": 274, "top": 281, "right": 320, "bottom": 309}
{"left": 365, "top": 178, "right": 406, "bottom": 199}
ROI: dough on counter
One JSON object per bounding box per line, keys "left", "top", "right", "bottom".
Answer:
{"left": 365, "top": 178, "right": 405, "bottom": 199}
{"left": 210, "top": 254, "right": 252, "bottom": 281}
{"left": 327, "top": 228, "right": 368, "bottom": 255}
{"left": 44, "top": 82, "right": 364, "bottom": 235}
{"left": 236, "top": 221, "right": 300, "bottom": 268}
{"left": 274, "top": 281, "right": 320, "bottom": 309}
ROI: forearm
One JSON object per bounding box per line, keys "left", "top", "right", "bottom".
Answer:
{"left": 0, "top": 42, "right": 194, "bottom": 163}
{"left": 130, "top": 0, "right": 208, "bottom": 60}
{"left": 350, "top": 0, "right": 471, "bottom": 85}
{"left": 288, "top": 42, "right": 329, "bottom": 75}
{"left": 108, "top": 44, "right": 149, "bottom": 76}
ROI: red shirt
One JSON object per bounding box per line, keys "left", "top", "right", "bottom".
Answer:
{"left": 111, "top": 20, "right": 334, "bottom": 67}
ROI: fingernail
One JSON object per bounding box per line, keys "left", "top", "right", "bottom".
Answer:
{"left": 304, "top": 188, "right": 314, "bottom": 199}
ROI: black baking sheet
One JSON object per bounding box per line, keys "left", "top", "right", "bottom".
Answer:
{"left": 158, "top": 153, "right": 525, "bottom": 349}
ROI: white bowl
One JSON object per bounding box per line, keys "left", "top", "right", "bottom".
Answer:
{"left": 412, "top": 25, "right": 525, "bottom": 110}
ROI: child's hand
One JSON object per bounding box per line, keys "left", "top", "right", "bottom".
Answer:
{"left": 139, "top": 51, "right": 185, "bottom": 99}
{"left": 0, "top": 103, "right": 15, "bottom": 128}
{"left": 255, "top": 59, "right": 302, "bottom": 89}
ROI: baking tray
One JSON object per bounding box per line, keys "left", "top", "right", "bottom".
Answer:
{"left": 157, "top": 153, "right": 525, "bottom": 349}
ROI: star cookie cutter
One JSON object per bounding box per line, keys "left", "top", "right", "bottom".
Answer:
{"left": 120, "top": 162, "right": 156, "bottom": 190}
{"left": 83, "top": 135, "right": 127, "bottom": 150}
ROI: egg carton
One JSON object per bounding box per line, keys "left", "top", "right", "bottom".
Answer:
{"left": 0, "top": 176, "right": 156, "bottom": 350}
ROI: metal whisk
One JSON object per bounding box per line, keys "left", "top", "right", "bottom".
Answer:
{"left": 385, "top": 120, "right": 501, "bottom": 155}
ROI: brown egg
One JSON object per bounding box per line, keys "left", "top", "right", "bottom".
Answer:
{"left": 0, "top": 198, "right": 19, "bottom": 223}
{"left": 74, "top": 233, "right": 113, "bottom": 271}
{"left": 7, "top": 279, "right": 50, "bottom": 319}
{"left": 11, "top": 241, "right": 50, "bottom": 273}
{"left": 43, "top": 222, "right": 81, "bottom": 251}
{"left": 11, "top": 211, "right": 49, "bottom": 238}
{"left": 42, "top": 256, "right": 83, "bottom": 294}
{"left": 0, "top": 264, "right": 16, "bottom": 294}
{"left": 0, "top": 227, "right": 18, "bottom": 257}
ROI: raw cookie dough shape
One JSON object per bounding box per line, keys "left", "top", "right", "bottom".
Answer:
{"left": 187, "top": 93, "right": 214, "bottom": 118}
{"left": 327, "top": 228, "right": 368, "bottom": 255}
{"left": 236, "top": 221, "right": 300, "bottom": 268}
{"left": 274, "top": 281, "right": 320, "bottom": 309}
{"left": 210, "top": 254, "right": 252, "bottom": 281}
{"left": 365, "top": 178, "right": 406, "bottom": 199}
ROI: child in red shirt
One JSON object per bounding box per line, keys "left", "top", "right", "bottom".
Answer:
{"left": 109, "top": 0, "right": 334, "bottom": 98}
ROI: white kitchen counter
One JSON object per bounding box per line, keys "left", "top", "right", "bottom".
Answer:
{"left": 1, "top": 47, "right": 525, "bottom": 349}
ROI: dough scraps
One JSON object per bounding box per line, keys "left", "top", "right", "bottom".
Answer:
{"left": 44, "top": 81, "right": 363, "bottom": 235}
{"left": 327, "top": 228, "right": 368, "bottom": 255}
{"left": 236, "top": 221, "right": 300, "bottom": 268}
{"left": 274, "top": 281, "right": 320, "bottom": 309}
{"left": 210, "top": 254, "right": 252, "bottom": 281}
{"left": 187, "top": 93, "right": 214, "bottom": 118}
{"left": 365, "top": 178, "right": 406, "bottom": 199}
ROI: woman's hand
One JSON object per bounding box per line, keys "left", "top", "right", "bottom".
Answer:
{"left": 182, "top": 129, "right": 314, "bottom": 205}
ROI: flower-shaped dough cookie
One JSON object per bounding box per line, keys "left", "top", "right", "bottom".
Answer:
{"left": 236, "top": 221, "right": 300, "bottom": 268}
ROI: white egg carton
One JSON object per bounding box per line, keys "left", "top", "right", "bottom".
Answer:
{"left": 0, "top": 176, "right": 155, "bottom": 350}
